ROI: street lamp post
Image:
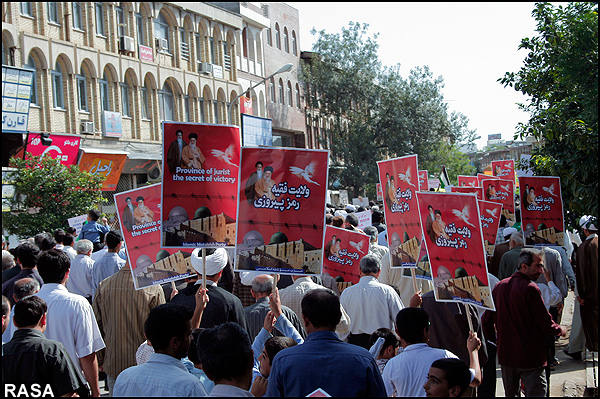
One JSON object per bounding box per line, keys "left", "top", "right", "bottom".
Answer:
{"left": 227, "top": 63, "right": 293, "bottom": 126}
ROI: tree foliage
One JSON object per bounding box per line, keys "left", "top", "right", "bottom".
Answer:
{"left": 3, "top": 154, "right": 105, "bottom": 238}
{"left": 301, "top": 22, "right": 478, "bottom": 197}
{"left": 499, "top": 2, "right": 598, "bottom": 227}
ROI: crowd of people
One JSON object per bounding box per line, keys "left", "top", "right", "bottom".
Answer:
{"left": 1, "top": 203, "right": 597, "bottom": 397}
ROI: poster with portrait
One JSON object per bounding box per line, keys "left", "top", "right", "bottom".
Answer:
{"left": 450, "top": 186, "right": 484, "bottom": 201}
{"left": 478, "top": 200, "right": 503, "bottom": 257}
{"left": 235, "top": 147, "right": 329, "bottom": 275}
{"left": 322, "top": 226, "right": 371, "bottom": 285}
{"left": 457, "top": 175, "right": 479, "bottom": 188}
{"left": 115, "top": 184, "right": 195, "bottom": 290}
{"left": 377, "top": 154, "right": 422, "bottom": 268}
{"left": 418, "top": 170, "right": 429, "bottom": 191}
{"left": 160, "top": 122, "right": 241, "bottom": 248}
{"left": 492, "top": 159, "right": 516, "bottom": 183}
{"left": 519, "top": 176, "right": 565, "bottom": 247}
{"left": 480, "top": 177, "right": 515, "bottom": 224}
{"left": 416, "top": 192, "right": 494, "bottom": 310}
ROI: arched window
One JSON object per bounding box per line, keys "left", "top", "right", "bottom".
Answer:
{"left": 283, "top": 27, "right": 289, "bottom": 53}
{"left": 295, "top": 84, "right": 300, "bottom": 108}
{"left": 291, "top": 31, "right": 297, "bottom": 56}
{"left": 51, "top": 61, "right": 64, "bottom": 109}
{"left": 242, "top": 27, "right": 248, "bottom": 58}
{"left": 275, "top": 23, "right": 281, "bottom": 50}
{"left": 99, "top": 72, "right": 110, "bottom": 111}
{"left": 154, "top": 12, "right": 170, "bottom": 52}
{"left": 159, "top": 82, "right": 174, "bottom": 121}
{"left": 269, "top": 78, "right": 275, "bottom": 103}
{"left": 76, "top": 67, "right": 88, "bottom": 111}
{"left": 23, "top": 55, "right": 38, "bottom": 106}
{"left": 287, "top": 81, "right": 292, "bottom": 106}
{"left": 141, "top": 80, "right": 150, "bottom": 120}
{"left": 278, "top": 79, "right": 284, "bottom": 104}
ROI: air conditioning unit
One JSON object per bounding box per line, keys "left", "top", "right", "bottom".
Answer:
{"left": 119, "top": 36, "right": 135, "bottom": 53}
{"left": 198, "top": 62, "right": 213, "bottom": 75}
{"left": 155, "top": 38, "right": 169, "bottom": 51}
{"left": 80, "top": 121, "right": 95, "bottom": 134}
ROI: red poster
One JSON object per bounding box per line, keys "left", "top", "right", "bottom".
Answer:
{"left": 457, "top": 175, "right": 479, "bottom": 188}
{"left": 322, "top": 226, "right": 371, "bottom": 285}
{"left": 478, "top": 200, "right": 503, "bottom": 257}
{"left": 25, "top": 133, "right": 80, "bottom": 165}
{"left": 477, "top": 173, "right": 498, "bottom": 186}
{"left": 235, "top": 147, "right": 329, "bottom": 275}
{"left": 114, "top": 184, "right": 195, "bottom": 290}
{"left": 416, "top": 192, "right": 493, "bottom": 310}
{"left": 450, "top": 186, "right": 484, "bottom": 200}
{"left": 492, "top": 159, "right": 515, "bottom": 183}
{"left": 160, "top": 122, "right": 241, "bottom": 248}
{"left": 519, "top": 176, "right": 565, "bottom": 247}
{"left": 480, "top": 177, "right": 515, "bottom": 224}
{"left": 377, "top": 155, "right": 422, "bottom": 268}
{"left": 418, "top": 170, "right": 429, "bottom": 191}
{"left": 376, "top": 183, "right": 383, "bottom": 201}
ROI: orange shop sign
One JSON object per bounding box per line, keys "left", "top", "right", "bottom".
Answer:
{"left": 78, "top": 149, "right": 127, "bottom": 191}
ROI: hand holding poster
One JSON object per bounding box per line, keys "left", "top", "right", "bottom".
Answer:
{"left": 235, "top": 148, "right": 329, "bottom": 275}
{"left": 377, "top": 155, "right": 422, "bottom": 268}
{"left": 115, "top": 184, "right": 195, "bottom": 290}
{"left": 519, "top": 176, "right": 565, "bottom": 247}
{"left": 416, "top": 192, "right": 493, "bottom": 310}
{"left": 478, "top": 200, "right": 503, "bottom": 257}
{"left": 161, "top": 122, "right": 240, "bottom": 248}
{"left": 322, "top": 226, "right": 371, "bottom": 285}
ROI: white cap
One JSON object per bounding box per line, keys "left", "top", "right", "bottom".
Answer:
{"left": 503, "top": 227, "right": 518, "bottom": 239}
{"left": 190, "top": 248, "right": 228, "bottom": 275}
{"left": 240, "top": 271, "right": 262, "bottom": 286}
{"left": 579, "top": 215, "right": 597, "bottom": 231}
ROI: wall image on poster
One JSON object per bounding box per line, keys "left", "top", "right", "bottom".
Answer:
{"left": 115, "top": 184, "right": 195, "bottom": 290}
{"left": 416, "top": 191, "right": 494, "bottom": 310}
{"left": 377, "top": 154, "right": 422, "bottom": 268}
{"left": 160, "top": 122, "right": 240, "bottom": 248}
{"left": 322, "top": 226, "right": 371, "bottom": 285}
{"left": 519, "top": 176, "right": 565, "bottom": 247}
{"left": 235, "top": 147, "right": 329, "bottom": 275}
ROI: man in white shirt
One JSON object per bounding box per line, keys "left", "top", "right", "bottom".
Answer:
{"left": 34, "top": 249, "right": 105, "bottom": 397}
{"left": 61, "top": 234, "right": 78, "bottom": 261}
{"left": 340, "top": 254, "right": 404, "bottom": 348}
{"left": 382, "top": 307, "right": 482, "bottom": 397}
{"left": 65, "top": 239, "right": 95, "bottom": 301}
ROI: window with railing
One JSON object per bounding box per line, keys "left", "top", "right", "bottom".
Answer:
{"left": 223, "top": 42, "right": 231, "bottom": 71}
{"left": 180, "top": 28, "right": 189, "bottom": 60}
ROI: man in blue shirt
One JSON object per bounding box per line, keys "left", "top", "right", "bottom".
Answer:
{"left": 78, "top": 209, "right": 110, "bottom": 253}
{"left": 91, "top": 231, "right": 125, "bottom": 297}
{"left": 113, "top": 304, "right": 208, "bottom": 397}
{"left": 266, "top": 289, "right": 387, "bottom": 397}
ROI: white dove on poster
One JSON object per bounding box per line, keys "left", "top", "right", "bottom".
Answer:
{"left": 398, "top": 166, "right": 416, "bottom": 187}
{"left": 468, "top": 181, "right": 477, "bottom": 187}
{"left": 542, "top": 184, "right": 558, "bottom": 197}
{"left": 486, "top": 207, "right": 499, "bottom": 219}
{"left": 289, "top": 161, "right": 320, "bottom": 185}
{"left": 500, "top": 183, "right": 510, "bottom": 192}
{"left": 452, "top": 205, "right": 476, "bottom": 228}
{"left": 211, "top": 144, "right": 238, "bottom": 167}
{"left": 349, "top": 240, "right": 366, "bottom": 254}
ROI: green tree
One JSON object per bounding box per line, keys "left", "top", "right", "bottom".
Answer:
{"left": 301, "top": 22, "right": 477, "bottom": 197}
{"left": 3, "top": 154, "right": 105, "bottom": 238}
{"left": 499, "top": 2, "right": 598, "bottom": 227}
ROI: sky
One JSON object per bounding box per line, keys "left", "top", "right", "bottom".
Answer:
{"left": 286, "top": 2, "right": 562, "bottom": 150}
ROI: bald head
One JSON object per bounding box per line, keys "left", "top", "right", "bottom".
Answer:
{"left": 251, "top": 274, "right": 274, "bottom": 298}
{"left": 13, "top": 277, "right": 40, "bottom": 302}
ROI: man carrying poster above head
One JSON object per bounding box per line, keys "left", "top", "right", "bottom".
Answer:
{"left": 244, "top": 161, "right": 264, "bottom": 203}
{"left": 181, "top": 132, "right": 205, "bottom": 169}
{"left": 166, "top": 129, "right": 186, "bottom": 174}
{"left": 133, "top": 196, "right": 154, "bottom": 225}
{"left": 122, "top": 197, "right": 136, "bottom": 232}
{"left": 254, "top": 166, "right": 276, "bottom": 200}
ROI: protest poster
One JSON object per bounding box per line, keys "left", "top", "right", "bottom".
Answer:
{"left": 416, "top": 191, "right": 494, "bottom": 310}
{"left": 235, "top": 147, "right": 329, "bottom": 275}
{"left": 478, "top": 199, "right": 503, "bottom": 257}
{"left": 377, "top": 154, "right": 422, "bottom": 268}
{"left": 355, "top": 210, "right": 372, "bottom": 231}
{"left": 492, "top": 159, "right": 516, "bottom": 183}
{"left": 115, "top": 184, "right": 195, "bottom": 290}
{"left": 418, "top": 170, "right": 429, "bottom": 191}
{"left": 322, "top": 225, "right": 371, "bottom": 285}
{"left": 402, "top": 237, "right": 432, "bottom": 280}
{"left": 519, "top": 176, "right": 566, "bottom": 247}
{"left": 376, "top": 183, "right": 383, "bottom": 201}
{"left": 428, "top": 178, "right": 440, "bottom": 191}
{"left": 450, "top": 186, "right": 484, "bottom": 201}
{"left": 477, "top": 172, "right": 498, "bottom": 186}
{"left": 480, "top": 177, "right": 515, "bottom": 224}
{"left": 160, "top": 122, "right": 240, "bottom": 248}
{"left": 457, "top": 175, "right": 479, "bottom": 188}
{"left": 67, "top": 214, "right": 88, "bottom": 237}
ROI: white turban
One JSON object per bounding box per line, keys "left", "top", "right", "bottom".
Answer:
{"left": 190, "top": 248, "right": 228, "bottom": 276}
